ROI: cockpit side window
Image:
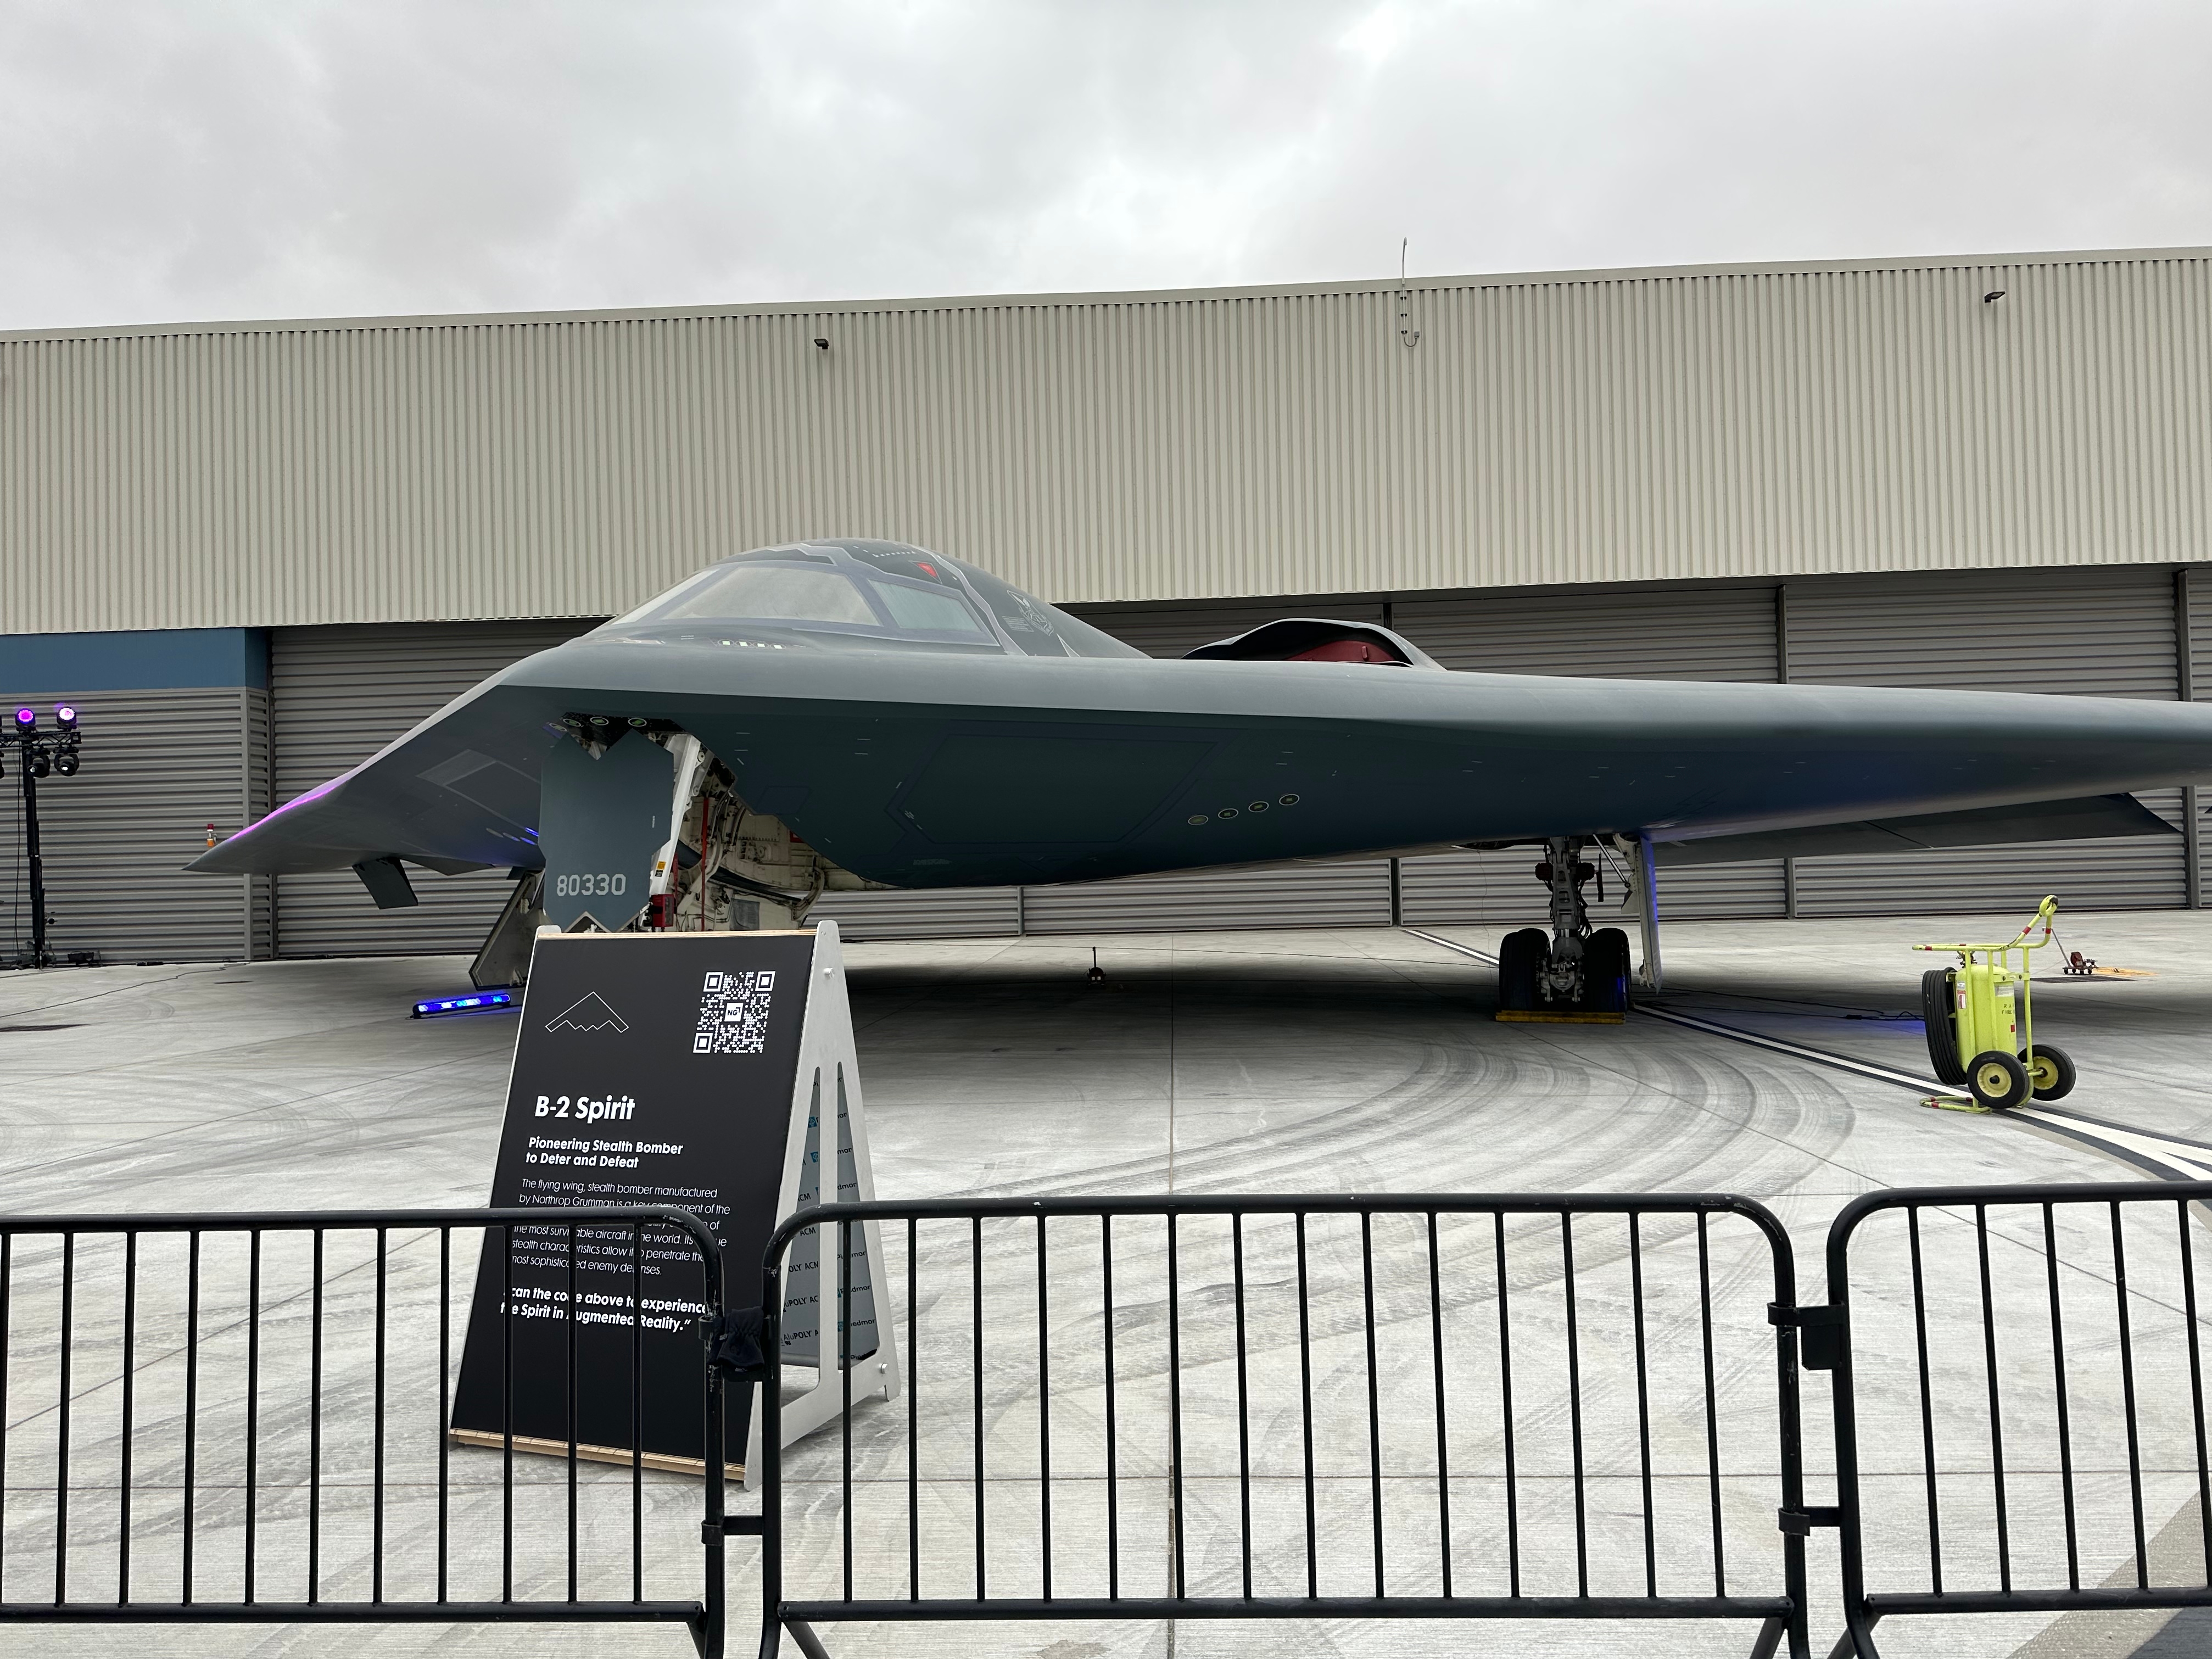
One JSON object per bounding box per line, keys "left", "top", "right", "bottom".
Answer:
{"left": 870, "top": 579, "right": 990, "bottom": 636}
{"left": 957, "top": 561, "right": 1145, "bottom": 658}
{"left": 657, "top": 563, "right": 879, "bottom": 626}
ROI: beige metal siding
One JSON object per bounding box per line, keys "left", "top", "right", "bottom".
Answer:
{"left": 0, "top": 688, "right": 267, "bottom": 963}
{"left": 270, "top": 619, "right": 597, "bottom": 957}
{"left": 3, "top": 249, "right": 2208, "bottom": 636}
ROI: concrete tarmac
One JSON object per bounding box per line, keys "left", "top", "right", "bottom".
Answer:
{"left": 4, "top": 912, "right": 2212, "bottom": 1656}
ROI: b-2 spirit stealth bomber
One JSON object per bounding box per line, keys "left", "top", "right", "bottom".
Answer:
{"left": 193, "top": 540, "right": 2207, "bottom": 1008}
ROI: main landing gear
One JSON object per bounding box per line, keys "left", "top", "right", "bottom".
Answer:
{"left": 1497, "top": 836, "right": 1632, "bottom": 1022}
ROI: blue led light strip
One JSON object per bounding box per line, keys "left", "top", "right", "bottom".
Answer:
{"left": 410, "top": 991, "right": 517, "bottom": 1019}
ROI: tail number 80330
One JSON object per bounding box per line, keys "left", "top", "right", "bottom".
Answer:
{"left": 554, "top": 872, "right": 627, "bottom": 898}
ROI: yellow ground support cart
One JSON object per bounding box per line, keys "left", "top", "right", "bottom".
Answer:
{"left": 1915, "top": 896, "right": 2077, "bottom": 1109}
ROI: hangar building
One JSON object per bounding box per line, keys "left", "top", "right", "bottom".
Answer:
{"left": 2, "top": 247, "right": 2208, "bottom": 963}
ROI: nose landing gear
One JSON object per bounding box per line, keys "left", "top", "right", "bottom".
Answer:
{"left": 1496, "top": 835, "right": 1633, "bottom": 1023}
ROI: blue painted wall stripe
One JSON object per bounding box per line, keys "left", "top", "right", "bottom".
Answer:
{"left": 0, "top": 628, "right": 269, "bottom": 692}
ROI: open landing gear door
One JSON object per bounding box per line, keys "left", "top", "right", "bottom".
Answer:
{"left": 539, "top": 734, "right": 675, "bottom": 932}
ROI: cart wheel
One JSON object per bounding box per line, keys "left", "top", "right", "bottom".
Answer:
{"left": 1498, "top": 929, "right": 1548, "bottom": 1012}
{"left": 1968, "top": 1049, "right": 2031, "bottom": 1110}
{"left": 1921, "top": 968, "right": 1967, "bottom": 1086}
{"left": 2025, "top": 1044, "right": 2077, "bottom": 1102}
{"left": 1583, "top": 928, "right": 1631, "bottom": 1012}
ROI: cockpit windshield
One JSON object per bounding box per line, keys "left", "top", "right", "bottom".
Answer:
{"left": 659, "top": 563, "right": 879, "bottom": 627}
{"left": 621, "top": 540, "right": 1144, "bottom": 658}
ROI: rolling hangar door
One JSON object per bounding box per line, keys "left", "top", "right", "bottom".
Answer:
{"left": 818, "top": 565, "right": 2205, "bottom": 941}
{"left": 267, "top": 620, "right": 596, "bottom": 957}
{"left": 0, "top": 630, "right": 272, "bottom": 966}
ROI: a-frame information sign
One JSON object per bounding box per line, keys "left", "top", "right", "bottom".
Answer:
{"left": 450, "top": 921, "right": 898, "bottom": 1478}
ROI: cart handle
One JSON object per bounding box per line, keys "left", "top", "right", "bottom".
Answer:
{"left": 1912, "top": 894, "right": 2059, "bottom": 959}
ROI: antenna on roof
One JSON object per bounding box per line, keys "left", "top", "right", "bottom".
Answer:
{"left": 1397, "top": 239, "right": 1421, "bottom": 349}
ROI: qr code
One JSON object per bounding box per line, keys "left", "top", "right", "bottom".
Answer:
{"left": 693, "top": 969, "right": 775, "bottom": 1055}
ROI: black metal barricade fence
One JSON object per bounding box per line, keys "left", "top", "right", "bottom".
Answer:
{"left": 0, "top": 1205, "right": 729, "bottom": 1656}
{"left": 757, "top": 1193, "right": 1818, "bottom": 1658}
{"left": 1824, "top": 1181, "right": 2212, "bottom": 1658}
{"left": 33, "top": 1181, "right": 2212, "bottom": 1658}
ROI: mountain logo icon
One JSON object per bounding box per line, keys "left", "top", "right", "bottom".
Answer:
{"left": 545, "top": 992, "right": 630, "bottom": 1034}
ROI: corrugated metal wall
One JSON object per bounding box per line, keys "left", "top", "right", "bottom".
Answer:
{"left": 809, "top": 886, "right": 1017, "bottom": 942}
{"left": 1023, "top": 862, "right": 1392, "bottom": 935}
{"left": 4, "top": 250, "right": 2207, "bottom": 635}
{"left": 269, "top": 620, "right": 597, "bottom": 957}
{"left": 1782, "top": 566, "right": 2178, "bottom": 694}
{"left": 1394, "top": 583, "right": 1781, "bottom": 680}
{"left": 812, "top": 864, "right": 1397, "bottom": 942}
{"left": 0, "top": 688, "right": 269, "bottom": 964}
{"left": 2188, "top": 567, "right": 2212, "bottom": 906}
{"left": 1399, "top": 848, "right": 1792, "bottom": 928}
{"left": 243, "top": 688, "right": 273, "bottom": 960}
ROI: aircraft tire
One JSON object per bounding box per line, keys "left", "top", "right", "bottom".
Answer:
{"left": 1969, "top": 1049, "right": 2031, "bottom": 1110}
{"left": 1583, "top": 928, "right": 1630, "bottom": 1012}
{"left": 2025, "top": 1043, "right": 2077, "bottom": 1101}
{"left": 1498, "top": 929, "right": 1547, "bottom": 1012}
{"left": 1921, "top": 969, "right": 1968, "bottom": 1086}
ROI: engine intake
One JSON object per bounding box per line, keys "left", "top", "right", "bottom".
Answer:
{"left": 1182, "top": 618, "right": 1440, "bottom": 668}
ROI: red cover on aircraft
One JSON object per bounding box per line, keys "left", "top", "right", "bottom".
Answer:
{"left": 1288, "top": 639, "right": 1401, "bottom": 663}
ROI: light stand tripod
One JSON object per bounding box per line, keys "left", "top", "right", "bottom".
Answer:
{"left": 3, "top": 704, "right": 84, "bottom": 969}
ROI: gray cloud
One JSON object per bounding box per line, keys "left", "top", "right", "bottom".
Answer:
{"left": 1, "top": 0, "right": 2205, "bottom": 330}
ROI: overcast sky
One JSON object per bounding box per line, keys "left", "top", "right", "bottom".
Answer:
{"left": 2, "top": 0, "right": 2205, "bottom": 331}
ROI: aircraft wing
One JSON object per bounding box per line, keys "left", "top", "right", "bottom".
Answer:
{"left": 1652, "top": 793, "right": 2180, "bottom": 865}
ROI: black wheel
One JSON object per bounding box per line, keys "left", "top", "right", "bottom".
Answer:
{"left": 1498, "top": 928, "right": 1548, "bottom": 1012}
{"left": 2025, "top": 1043, "right": 2077, "bottom": 1101}
{"left": 1968, "top": 1049, "right": 2031, "bottom": 1110}
{"left": 1921, "top": 968, "right": 1967, "bottom": 1087}
{"left": 1582, "top": 928, "right": 1630, "bottom": 1012}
